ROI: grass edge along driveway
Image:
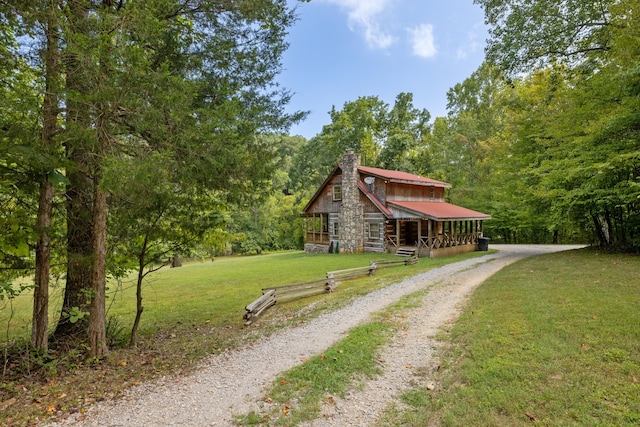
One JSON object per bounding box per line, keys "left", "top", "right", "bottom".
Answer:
{"left": 379, "top": 249, "right": 640, "bottom": 426}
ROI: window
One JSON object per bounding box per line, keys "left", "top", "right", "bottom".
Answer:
{"left": 333, "top": 222, "right": 339, "bottom": 237}
{"left": 333, "top": 185, "right": 342, "bottom": 201}
{"left": 369, "top": 222, "right": 381, "bottom": 239}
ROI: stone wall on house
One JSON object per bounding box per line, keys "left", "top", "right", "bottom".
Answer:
{"left": 338, "top": 150, "right": 364, "bottom": 253}
{"left": 304, "top": 243, "right": 329, "bottom": 254}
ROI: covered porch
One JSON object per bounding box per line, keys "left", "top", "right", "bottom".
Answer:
{"left": 385, "top": 201, "right": 491, "bottom": 258}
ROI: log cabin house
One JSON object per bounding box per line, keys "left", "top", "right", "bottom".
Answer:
{"left": 302, "top": 150, "right": 491, "bottom": 258}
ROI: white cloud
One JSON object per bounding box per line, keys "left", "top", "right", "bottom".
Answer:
{"left": 457, "top": 23, "right": 483, "bottom": 59}
{"left": 322, "top": 0, "right": 397, "bottom": 49}
{"left": 408, "top": 23, "right": 437, "bottom": 58}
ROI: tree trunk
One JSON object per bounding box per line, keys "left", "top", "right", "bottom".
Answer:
{"left": 54, "top": 0, "right": 94, "bottom": 340}
{"left": 54, "top": 151, "right": 94, "bottom": 339}
{"left": 130, "top": 240, "right": 147, "bottom": 348}
{"left": 33, "top": 179, "right": 53, "bottom": 351}
{"left": 604, "top": 210, "right": 613, "bottom": 246}
{"left": 33, "top": 6, "right": 59, "bottom": 351}
{"left": 171, "top": 254, "right": 182, "bottom": 268}
{"left": 88, "top": 185, "right": 108, "bottom": 357}
{"left": 592, "top": 214, "right": 607, "bottom": 247}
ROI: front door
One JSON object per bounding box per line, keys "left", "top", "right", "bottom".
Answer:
{"left": 404, "top": 221, "right": 419, "bottom": 246}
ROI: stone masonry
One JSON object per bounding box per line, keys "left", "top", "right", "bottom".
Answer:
{"left": 338, "top": 150, "right": 364, "bottom": 253}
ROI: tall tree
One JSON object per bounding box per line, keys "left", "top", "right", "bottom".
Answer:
{"left": 475, "top": 0, "right": 640, "bottom": 250}
{"left": 0, "top": 1, "right": 67, "bottom": 350}
{"left": 320, "top": 96, "right": 389, "bottom": 165}
{"left": 33, "top": 1, "right": 62, "bottom": 351}
{"left": 377, "top": 92, "right": 431, "bottom": 172}
{"left": 3, "top": 0, "right": 305, "bottom": 356}
{"left": 421, "top": 63, "right": 510, "bottom": 231}
{"left": 104, "top": 152, "right": 227, "bottom": 346}
{"left": 291, "top": 93, "right": 432, "bottom": 191}
{"left": 0, "top": 15, "right": 38, "bottom": 305}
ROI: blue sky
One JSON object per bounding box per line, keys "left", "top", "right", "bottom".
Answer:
{"left": 279, "top": 0, "right": 488, "bottom": 139}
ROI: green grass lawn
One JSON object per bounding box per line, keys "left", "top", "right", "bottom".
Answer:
{"left": 0, "top": 250, "right": 486, "bottom": 426}
{"left": 379, "top": 249, "right": 640, "bottom": 426}
{"left": 6, "top": 248, "right": 637, "bottom": 427}
{"left": 3, "top": 251, "right": 481, "bottom": 345}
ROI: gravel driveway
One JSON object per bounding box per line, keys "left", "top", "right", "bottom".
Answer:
{"left": 49, "top": 244, "right": 584, "bottom": 427}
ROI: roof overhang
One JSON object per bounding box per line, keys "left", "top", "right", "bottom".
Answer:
{"left": 387, "top": 201, "right": 491, "bottom": 221}
{"left": 357, "top": 181, "right": 393, "bottom": 218}
{"left": 301, "top": 163, "right": 341, "bottom": 214}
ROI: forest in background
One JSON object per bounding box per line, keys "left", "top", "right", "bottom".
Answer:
{"left": 1, "top": 0, "right": 638, "bottom": 355}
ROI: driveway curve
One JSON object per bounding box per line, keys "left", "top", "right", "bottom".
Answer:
{"left": 50, "top": 244, "right": 584, "bottom": 427}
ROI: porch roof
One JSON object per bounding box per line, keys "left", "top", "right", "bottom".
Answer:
{"left": 387, "top": 201, "right": 491, "bottom": 221}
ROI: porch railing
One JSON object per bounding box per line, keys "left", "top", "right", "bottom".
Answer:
{"left": 306, "top": 232, "right": 330, "bottom": 244}
{"left": 417, "top": 232, "right": 481, "bottom": 250}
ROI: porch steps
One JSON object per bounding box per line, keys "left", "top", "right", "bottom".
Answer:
{"left": 396, "top": 247, "right": 416, "bottom": 257}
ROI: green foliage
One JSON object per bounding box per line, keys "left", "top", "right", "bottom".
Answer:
{"left": 2, "top": 0, "right": 307, "bottom": 348}
{"left": 434, "top": 1, "right": 639, "bottom": 250}
{"left": 475, "top": 0, "right": 615, "bottom": 74}
{"left": 227, "top": 133, "right": 310, "bottom": 254}
{"left": 0, "top": 280, "right": 33, "bottom": 303}
{"left": 104, "top": 151, "right": 228, "bottom": 274}
{"left": 289, "top": 93, "right": 432, "bottom": 193}
{"left": 377, "top": 93, "right": 431, "bottom": 172}
{"left": 64, "top": 307, "right": 87, "bottom": 324}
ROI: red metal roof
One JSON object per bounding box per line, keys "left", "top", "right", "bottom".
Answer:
{"left": 358, "top": 165, "right": 451, "bottom": 188}
{"left": 388, "top": 201, "right": 491, "bottom": 220}
{"left": 357, "top": 181, "right": 393, "bottom": 217}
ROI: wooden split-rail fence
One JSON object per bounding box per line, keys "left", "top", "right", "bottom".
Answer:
{"left": 243, "top": 255, "right": 418, "bottom": 325}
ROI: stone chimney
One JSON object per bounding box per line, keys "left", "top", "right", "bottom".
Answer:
{"left": 338, "top": 149, "right": 364, "bottom": 253}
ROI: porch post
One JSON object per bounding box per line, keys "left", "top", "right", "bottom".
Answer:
{"left": 467, "top": 220, "right": 470, "bottom": 244}
{"left": 417, "top": 220, "right": 422, "bottom": 247}
{"left": 465, "top": 221, "right": 469, "bottom": 244}
{"left": 452, "top": 221, "right": 456, "bottom": 246}
{"left": 451, "top": 221, "right": 455, "bottom": 246}
{"left": 396, "top": 219, "right": 400, "bottom": 247}
{"left": 428, "top": 219, "right": 433, "bottom": 249}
